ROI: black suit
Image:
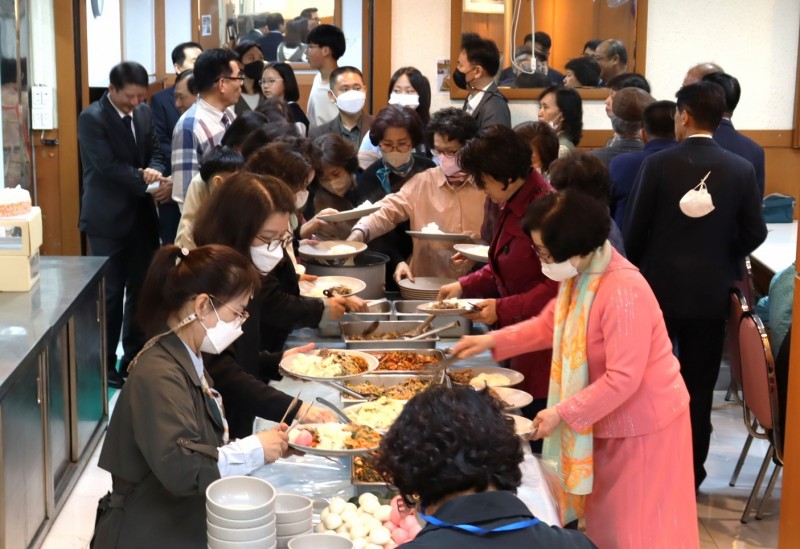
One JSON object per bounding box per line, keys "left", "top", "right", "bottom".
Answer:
{"left": 257, "top": 31, "right": 284, "bottom": 62}
{"left": 238, "top": 28, "right": 263, "bottom": 44}
{"left": 713, "top": 118, "right": 766, "bottom": 198}
{"left": 149, "top": 85, "right": 181, "bottom": 243}
{"left": 623, "top": 136, "right": 767, "bottom": 487}
{"left": 463, "top": 81, "right": 511, "bottom": 129}
{"left": 78, "top": 93, "right": 167, "bottom": 376}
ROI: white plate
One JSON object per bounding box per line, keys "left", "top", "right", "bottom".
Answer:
{"left": 491, "top": 387, "right": 534, "bottom": 410}
{"left": 298, "top": 276, "right": 366, "bottom": 298}
{"left": 406, "top": 230, "right": 473, "bottom": 242}
{"left": 453, "top": 243, "right": 490, "bottom": 263}
{"left": 279, "top": 350, "right": 379, "bottom": 381}
{"left": 415, "top": 299, "right": 477, "bottom": 316}
{"left": 506, "top": 414, "right": 534, "bottom": 437}
{"left": 297, "top": 240, "right": 367, "bottom": 261}
{"left": 398, "top": 277, "right": 456, "bottom": 292}
{"left": 450, "top": 366, "right": 525, "bottom": 388}
{"left": 316, "top": 205, "right": 381, "bottom": 222}
{"left": 287, "top": 423, "right": 380, "bottom": 456}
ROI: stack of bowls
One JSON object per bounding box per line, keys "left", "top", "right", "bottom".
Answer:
{"left": 206, "top": 476, "right": 277, "bottom": 549}
{"left": 288, "top": 533, "right": 353, "bottom": 549}
{"left": 398, "top": 277, "right": 456, "bottom": 301}
{"left": 275, "top": 494, "right": 314, "bottom": 549}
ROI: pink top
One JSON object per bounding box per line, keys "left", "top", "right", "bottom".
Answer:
{"left": 492, "top": 250, "right": 690, "bottom": 438}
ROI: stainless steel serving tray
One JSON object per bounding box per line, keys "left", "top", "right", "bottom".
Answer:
{"left": 392, "top": 300, "right": 472, "bottom": 337}
{"left": 340, "top": 373, "right": 435, "bottom": 404}
{"left": 341, "top": 320, "right": 439, "bottom": 349}
{"left": 358, "top": 349, "right": 446, "bottom": 373}
{"left": 318, "top": 300, "right": 392, "bottom": 337}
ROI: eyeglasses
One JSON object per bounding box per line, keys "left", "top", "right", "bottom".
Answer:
{"left": 530, "top": 243, "right": 554, "bottom": 264}
{"left": 432, "top": 148, "right": 459, "bottom": 158}
{"left": 215, "top": 75, "right": 245, "bottom": 83}
{"left": 380, "top": 141, "right": 412, "bottom": 153}
{"left": 259, "top": 78, "right": 283, "bottom": 86}
{"left": 207, "top": 295, "right": 250, "bottom": 328}
{"left": 255, "top": 231, "right": 293, "bottom": 251}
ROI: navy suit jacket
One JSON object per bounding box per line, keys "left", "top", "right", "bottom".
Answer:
{"left": 78, "top": 94, "right": 167, "bottom": 239}
{"left": 257, "top": 32, "right": 283, "bottom": 61}
{"left": 150, "top": 85, "right": 179, "bottom": 176}
{"left": 623, "top": 138, "right": 766, "bottom": 319}
{"left": 713, "top": 118, "right": 765, "bottom": 197}
{"left": 609, "top": 138, "right": 677, "bottom": 228}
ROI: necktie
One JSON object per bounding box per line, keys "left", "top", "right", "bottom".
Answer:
{"left": 123, "top": 115, "right": 136, "bottom": 143}
{"left": 221, "top": 113, "right": 231, "bottom": 129}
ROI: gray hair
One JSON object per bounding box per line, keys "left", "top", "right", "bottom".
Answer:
{"left": 610, "top": 115, "right": 641, "bottom": 137}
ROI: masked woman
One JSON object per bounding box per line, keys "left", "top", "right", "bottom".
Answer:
{"left": 93, "top": 244, "right": 289, "bottom": 548}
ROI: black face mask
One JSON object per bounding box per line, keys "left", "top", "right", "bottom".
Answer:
{"left": 452, "top": 67, "right": 476, "bottom": 90}
{"left": 243, "top": 61, "right": 264, "bottom": 81}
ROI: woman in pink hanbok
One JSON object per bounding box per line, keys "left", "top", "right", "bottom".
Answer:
{"left": 454, "top": 189, "right": 698, "bottom": 549}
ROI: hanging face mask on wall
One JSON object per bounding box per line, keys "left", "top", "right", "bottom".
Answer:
{"left": 199, "top": 302, "right": 244, "bottom": 354}
{"left": 250, "top": 242, "right": 284, "bottom": 273}
{"left": 388, "top": 93, "right": 420, "bottom": 108}
{"left": 333, "top": 90, "right": 366, "bottom": 114}
{"left": 540, "top": 258, "right": 579, "bottom": 282}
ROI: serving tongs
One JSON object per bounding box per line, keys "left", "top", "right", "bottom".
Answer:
{"left": 315, "top": 396, "right": 353, "bottom": 424}
{"left": 422, "top": 353, "right": 461, "bottom": 387}
{"left": 404, "top": 320, "right": 461, "bottom": 341}
{"left": 322, "top": 380, "right": 378, "bottom": 401}
{"left": 400, "top": 314, "right": 436, "bottom": 338}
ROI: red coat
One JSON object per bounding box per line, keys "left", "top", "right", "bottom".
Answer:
{"left": 458, "top": 172, "right": 557, "bottom": 398}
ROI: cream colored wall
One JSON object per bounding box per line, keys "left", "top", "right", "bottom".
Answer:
{"left": 390, "top": 0, "right": 800, "bottom": 130}
{"left": 251, "top": 0, "right": 334, "bottom": 19}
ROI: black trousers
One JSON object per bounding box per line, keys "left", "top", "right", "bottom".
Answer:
{"left": 665, "top": 316, "right": 727, "bottom": 489}
{"left": 157, "top": 200, "right": 181, "bottom": 244}
{"left": 88, "top": 208, "right": 159, "bottom": 373}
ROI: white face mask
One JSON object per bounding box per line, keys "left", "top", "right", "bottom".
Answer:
{"left": 383, "top": 150, "right": 413, "bottom": 169}
{"left": 199, "top": 303, "right": 244, "bottom": 354}
{"left": 541, "top": 258, "right": 579, "bottom": 282}
{"left": 679, "top": 172, "right": 715, "bottom": 218}
{"left": 388, "top": 92, "right": 420, "bottom": 108}
{"left": 295, "top": 189, "right": 309, "bottom": 209}
{"left": 333, "top": 90, "right": 366, "bottom": 114}
{"left": 325, "top": 174, "right": 353, "bottom": 197}
{"left": 250, "top": 242, "right": 284, "bottom": 273}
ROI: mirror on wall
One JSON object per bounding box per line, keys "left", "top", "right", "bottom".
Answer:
{"left": 451, "top": 0, "right": 647, "bottom": 101}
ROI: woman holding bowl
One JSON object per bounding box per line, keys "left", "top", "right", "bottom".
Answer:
{"left": 452, "top": 190, "right": 698, "bottom": 548}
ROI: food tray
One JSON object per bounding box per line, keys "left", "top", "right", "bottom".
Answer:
{"left": 339, "top": 373, "right": 435, "bottom": 404}
{"left": 341, "top": 320, "right": 439, "bottom": 350}
{"left": 351, "top": 455, "right": 392, "bottom": 488}
{"left": 317, "top": 301, "right": 393, "bottom": 337}
{"left": 359, "top": 349, "right": 446, "bottom": 373}
{"left": 392, "top": 300, "right": 472, "bottom": 337}
{"left": 279, "top": 349, "right": 379, "bottom": 381}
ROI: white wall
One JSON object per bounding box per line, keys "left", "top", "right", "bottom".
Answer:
{"left": 86, "top": 0, "right": 123, "bottom": 86}
{"left": 391, "top": 0, "right": 800, "bottom": 130}
{"left": 338, "top": 0, "right": 362, "bottom": 70}
{"left": 164, "top": 0, "right": 193, "bottom": 73}
{"left": 123, "top": 0, "right": 156, "bottom": 73}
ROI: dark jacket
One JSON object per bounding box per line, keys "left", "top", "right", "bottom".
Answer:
{"left": 257, "top": 31, "right": 284, "bottom": 61}
{"left": 713, "top": 118, "right": 766, "bottom": 198}
{"left": 308, "top": 113, "right": 374, "bottom": 144}
{"left": 463, "top": 81, "right": 511, "bottom": 129}
{"left": 609, "top": 138, "right": 678, "bottom": 229}
{"left": 459, "top": 173, "right": 558, "bottom": 398}
{"left": 588, "top": 136, "right": 644, "bottom": 167}
{"left": 404, "top": 491, "right": 596, "bottom": 548}
{"left": 289, "top": 102, "right": 310, "bottom": 134}
{"left": 623, "top": 137, "right": 768, "bottom": 319}
{"left": 95, "top": 333, "right": 223, "bottom": 548}
{"left": 78, "top": 93, "right": 167, "bottom": 239}
{"left": 149, "top": 85, "right": 179, "bottom": 176}
{"left": 304, "top": 180, "right": 362, "bottom": 240}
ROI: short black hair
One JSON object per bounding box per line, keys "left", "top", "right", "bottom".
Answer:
{"left": 607, "top": 72, "right": 650, "bottom": 93}
{"left": 604, "top": 39, "right": 628, "bottom": 65}
{"left": 266, "top": 62, "right": 300, "bottom": 102}
{"left": 252, "top": 13, "right": 267, "bottom": 29}
{"left": 461, "top": 33, "right": 500, "bottom": 77}
{"left": 171, "top": 42, "right": 203, "bottom": 67}
{"left": 702, "top": 72, "right": 741, "bottom": 114}
{"left": 539, "top": 86, "right": 583, "bottom": 146}
{"left": 266, "top": 12, "right": 284, "bottom": 30}
{"left": 220, "top": 110, "right": 269, "bottom": 149}
{"left": 533, "top": 31, "right": 552, "bottom": 51}
{"left": 388, "top": 66, "right": 431, "bottom": 125}
{"left": 109, "top": 62, "right": 148, "bottom": 89}
{"left": 459, "top": 124, "right": 532, "bottom": 189}
{"left": 514, "top": 121, "right": 559, "bottom": 174}
{"left": 583, "top": 39, "right": 602, "bottom": 53}
{"left": 329, "top": 66, "right": 363, "bottom": 89}
{"left": 548, "top": 153, "right": 611, "bottom": 204}
{"left": 426, "top": 107, "right": 479, "bottom": 145}
{"left": 643, "top": 100, "right": 676, "bottom": 139}
{"left": 193, "top": 48, "right": 239, "bottom": 93}
{"left": 300, "top": 7, "right": 317, "bottom": 18}
{"left": 675, "top": 81, "right": 726, "bottom": 132}
{"left": 523, "top": 33, "right": 532, "bottom": 44}
{"left": 565, "top": 57, "right": 601, "bottom": 87}
{"left": 199, "top": 145, "right": 245, "bottom": 182}
{"left": 515, "top": 71, "right": 550, "bottom": 88}
{"left": 369, "top": 105, "right": 424, "bottom": 147}
{"left": 375, "top": 385, "right": 523, "bottom": 509}
{"left": 306, "top": 24, "right": 346, "bottom": 60}
{"left": 521, "top": 190, "right": 610, "bottom": 262}
{"left": 234, "top": 39, "right": 263, "bottom": 61}
{"left": 240, "top": 122, "right": 298, "bottom": 159}
{"left": 174, "top": 69, "right": 196, "bottom": 94}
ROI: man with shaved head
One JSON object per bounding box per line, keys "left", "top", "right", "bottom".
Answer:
{"left": 595, "top": 39, "right": 628, "bottom": 85}
{"left": 683, "top": 62, "right": 723, "bottom": 86}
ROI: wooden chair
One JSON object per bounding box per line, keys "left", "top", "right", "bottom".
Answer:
{"left": 738, "top": 310, "right": 782, "bottom": 523}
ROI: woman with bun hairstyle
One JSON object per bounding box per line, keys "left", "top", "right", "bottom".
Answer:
{"left": 93, "top": 244, "right": 289, "bottom": 548}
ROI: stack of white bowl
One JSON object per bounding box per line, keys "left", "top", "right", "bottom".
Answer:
{"left": 275, "top": 494, "right": 314, "bottom": 549}
{"left": 206, "top": 476, "right": 278, "bottom": 549}
{"left": 288, "top": 533, "right": 353, "bottom": 549}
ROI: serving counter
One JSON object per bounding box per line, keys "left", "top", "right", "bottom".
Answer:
{"left": 0, "top": 257, "right": 107, "bottom": 548}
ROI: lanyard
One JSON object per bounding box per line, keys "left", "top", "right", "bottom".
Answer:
{"left": 417, "top": 509, "right": 540, "bottom": 536}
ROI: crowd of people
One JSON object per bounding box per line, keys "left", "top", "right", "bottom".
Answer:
{"left": 78, "top": 17, "right": 773, "bottom": 548}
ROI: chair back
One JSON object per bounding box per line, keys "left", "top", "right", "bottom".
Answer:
{"left": 739, "top": 311, "right": 783, "bottom": 461}
{"left": 733, "top": 257, "right": 756, "bottom": 306}
{"left": 727, "top": 289, "right": 749, "bottom": 391}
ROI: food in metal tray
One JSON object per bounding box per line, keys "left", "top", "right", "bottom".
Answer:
{"left": 374, "top": 351, "right": 439, "bottom": 371}
{"left": 353, "top": 454, "right": 384, "bottom": 483}
{"left": 348, "top": 330, "right": 405, "bottom": 341}
{"left": 344, "top": 397, "right": 405, "bottom": 430}
{"left": 345, "top": 378, "right": 431, "bottom": 400}
{"left": 288, "top": 349, "right": 370, "bottom": 377}
{"left": 289, "top": 423, "right": 381, "bottom": 450}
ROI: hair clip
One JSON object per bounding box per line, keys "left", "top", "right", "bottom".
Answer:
{"left": 175, "top": 247, "right": 190, "bottom": 266}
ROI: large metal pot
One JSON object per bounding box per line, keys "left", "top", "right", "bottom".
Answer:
{"left": 305, "top": 251, "right": 388, "bottom": 300}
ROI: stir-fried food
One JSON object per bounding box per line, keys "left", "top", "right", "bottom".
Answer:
{"left": 346, "top": 378, "right": 431, "bottom": 400}
{"left": 374, "top": 351, "right": 439, "bottom": 371}
{"left": 327, "top": 284, "right": 352, "bottom": 296}
{"left": 428, "top": 299, "right": 460, "bottom": 310}
{"left": 353, "top": 454, "right": 384, "bottom": 483}
{"left": 289, "top": 423, "right": 382, "bottom": 451}
{"left": 348, "top": 331, "right": 404, "bottom": 341}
